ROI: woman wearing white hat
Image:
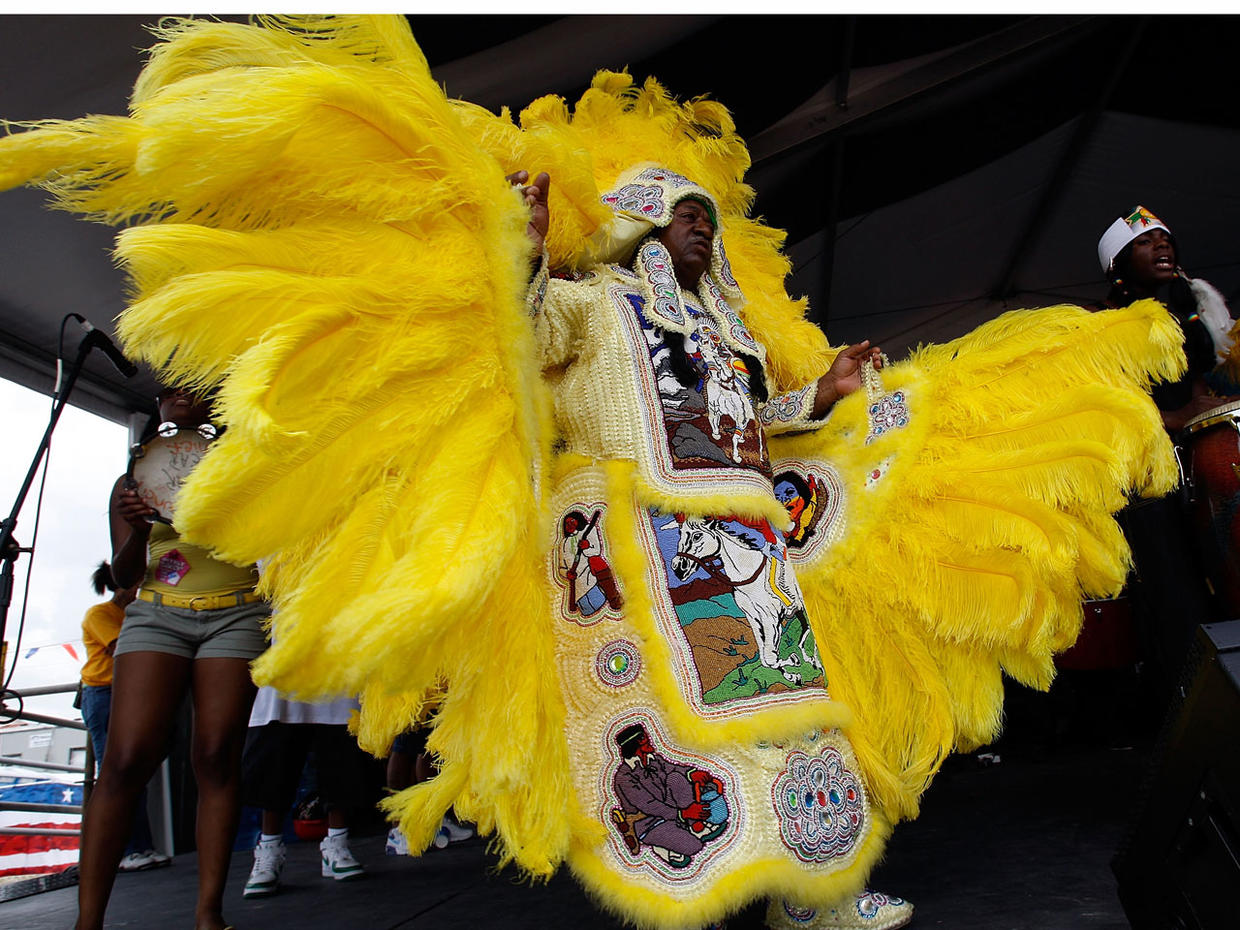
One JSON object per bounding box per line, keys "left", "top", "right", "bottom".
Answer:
{"left": 1097, "top": 206, "right": 1238, "bottom": 430}
{"left": 1098, "top": 206, "right": 1235, "bottom": 710}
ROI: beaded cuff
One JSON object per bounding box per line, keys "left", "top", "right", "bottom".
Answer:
{"left": 759, "top": 384, "right": 819, "bottom": 435}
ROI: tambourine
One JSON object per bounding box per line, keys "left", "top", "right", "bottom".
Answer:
{"left": 124, "top": 421, "right": 218, "bottom": 526}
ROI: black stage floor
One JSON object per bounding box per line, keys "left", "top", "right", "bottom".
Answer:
{"left": 1, "top": 726, "right": 1146, "bottom": 930}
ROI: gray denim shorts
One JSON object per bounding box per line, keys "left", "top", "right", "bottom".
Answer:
{"left": 115, "top": 595, "right": 270, "bottom": 661}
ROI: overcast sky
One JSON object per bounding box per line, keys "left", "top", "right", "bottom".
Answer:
{"left": 1, "top": 377, "right": 128, "bottom": 723}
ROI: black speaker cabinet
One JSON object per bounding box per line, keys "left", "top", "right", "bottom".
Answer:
{"left": 1113, "top": 621, "right": 1240, "bottom": 929}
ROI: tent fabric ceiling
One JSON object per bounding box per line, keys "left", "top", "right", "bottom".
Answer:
{"left": 795, "top": 111, "right": 1240, "bottom": 355}
{"left": 1, "top": 14, "right": 1237, "bottom": 424}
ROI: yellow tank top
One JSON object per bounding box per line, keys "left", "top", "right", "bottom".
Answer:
{"left": 144, "top": 522, "right": 258, "bottom": 597}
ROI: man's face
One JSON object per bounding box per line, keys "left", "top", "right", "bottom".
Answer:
{"left": 657, "top": 198, "right": 715, "bottom": 289}
{"left": 635, "top": 732, "right": 655, "bottom": 764}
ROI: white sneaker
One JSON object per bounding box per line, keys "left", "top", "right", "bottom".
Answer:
{"left": 431, "top": 815, "right": 474, "bottom": 849}
{"left": 118, "top": 850, "right": 155, "bottom": 872}
{"left": 140, "top": 848, "right": 171, "bottom": 869}
{"left": 243, "top": 839, "right": 286, "bottom": 898}
{"left": 320, "top": 833, "right": 364, "bottom": 881}
{"left": 385, "top": 826, "right": 409, "bottom": 856}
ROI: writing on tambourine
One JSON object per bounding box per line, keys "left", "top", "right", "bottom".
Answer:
{"left": 129, "top": 431, "right": 213, "bottom": 525}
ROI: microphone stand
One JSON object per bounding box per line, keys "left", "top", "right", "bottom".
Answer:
{"left": 0, "top": 331, "right": 127, "bottom": 663}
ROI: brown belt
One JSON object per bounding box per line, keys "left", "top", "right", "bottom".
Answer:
{"left": 137, "top": 589, "right": 261, "bottom": 611}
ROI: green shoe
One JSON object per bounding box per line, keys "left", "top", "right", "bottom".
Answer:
{"left": 319, "top": 834, "right": 364, "bottom": 881}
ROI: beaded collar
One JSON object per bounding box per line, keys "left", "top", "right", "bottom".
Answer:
{"left": 630, "top": 237, "right": 765, "bottom": 363}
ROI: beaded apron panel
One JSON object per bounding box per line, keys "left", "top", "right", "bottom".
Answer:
{"left": 549, "top": 465, "right": 875, "bottom": 906}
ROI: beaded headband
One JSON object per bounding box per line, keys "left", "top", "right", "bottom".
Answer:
{"left": 590, "top": 164, "right": 744, "bottom": 305}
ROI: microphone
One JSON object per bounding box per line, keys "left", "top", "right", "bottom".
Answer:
{"left": 78, "top": 319, "right": 138, "bottom": 378}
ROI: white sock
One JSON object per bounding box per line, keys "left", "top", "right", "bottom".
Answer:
{"left": 259, "top": 833, "right": 283, "bottom": 846}
{"left": 327, "top": 827, "right": 348, "bottom": 838}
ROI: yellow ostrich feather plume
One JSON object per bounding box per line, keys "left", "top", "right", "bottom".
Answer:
{"left": 0, "top": 14, "right": 572, "bottom": 876}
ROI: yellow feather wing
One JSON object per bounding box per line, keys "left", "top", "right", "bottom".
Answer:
{"left": 770, "top": 299, "right": 1184, "bottom": 823}
{"left": 0, "top": 14, "right": 569, "bottom": 875}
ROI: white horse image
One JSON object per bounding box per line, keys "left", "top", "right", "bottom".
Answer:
{"left": 663, "top": 517, "right": 821, "bottom": 684}
{"left": 696, "top": 334, "right": 760, "bottom": 464}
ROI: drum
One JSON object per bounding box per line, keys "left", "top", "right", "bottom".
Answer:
{"left": 1057, "top": 596, "right": 1137, "bottom": 671}
{"left": 1182, "top": 399, "right": 1240, "bottom": 617}
{"left": 125, "top": 422, "right": 217, "bottom": 526}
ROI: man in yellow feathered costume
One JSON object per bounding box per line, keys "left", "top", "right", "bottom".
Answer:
{"left": 513, "top": 164, "right": 910, "bottom": 928}
{"left": 0, "top": 15, "right": 1187, "bottom": 930}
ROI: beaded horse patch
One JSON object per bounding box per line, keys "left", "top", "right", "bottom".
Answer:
{"left": 554, "top": 503, "right": 623, "bottom": 623}
{"left": 638, "top": 509, "right": 826, "bottom": 717}
{"left": 630, "top": 292, "right": 769, "bottom": 474}
{"left": 602, "top": 713, "right": 740, "bottom": 882}
{"left": 608, "top": 281, "right": 778, "bottom": 501}
{"left": 771, "top": 745, "right": 866, "bottom": 863}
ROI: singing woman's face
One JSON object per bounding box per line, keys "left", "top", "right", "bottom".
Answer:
{"left": 1124, "top": 228, "right": 1177, "bottom": 289}
{"left": 157, "top": 387, "right": 212, "bottom": 426}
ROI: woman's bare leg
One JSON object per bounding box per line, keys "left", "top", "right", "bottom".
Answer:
{"left": 76, "top": 651, "right": 191, "bottom": 930}
{"left": 190, "top": 657, "right": 256, "bottom": 930}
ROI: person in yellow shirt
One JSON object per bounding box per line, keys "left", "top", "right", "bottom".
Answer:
{"left": 79, "top": 561, "right": 169, "bottom": 873}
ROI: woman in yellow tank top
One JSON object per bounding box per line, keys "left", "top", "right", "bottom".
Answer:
{"left": 76, "top": 386, "right": 268, "bottom": 930}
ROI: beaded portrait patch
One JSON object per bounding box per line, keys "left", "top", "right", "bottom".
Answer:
{"left": 771, "top": 745, "right": 866, "bottom": 864}
{"left": 771, "top": 461, "right": 846, "bottom": 562}
{"left": 554, "top": 503, "right": 624, "bottom": 624}
{"left": 601, "top": 713, "right": 741, "bottom": 882}
{"left": 638, "top": 509, "right": 826, "bottom": 718}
